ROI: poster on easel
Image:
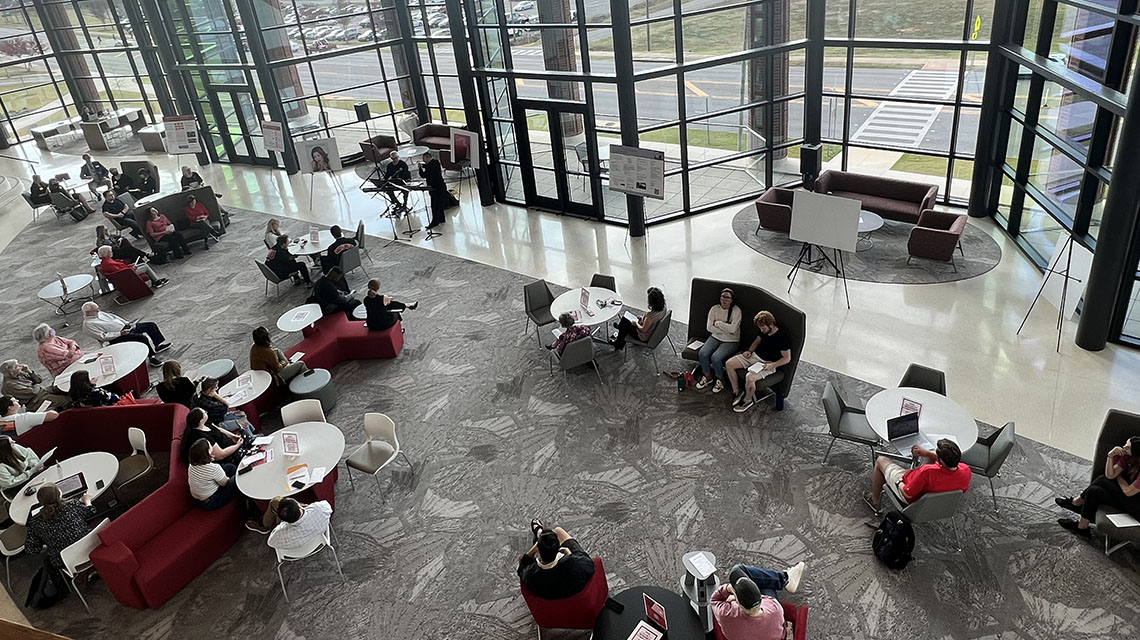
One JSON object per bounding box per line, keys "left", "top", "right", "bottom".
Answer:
{"left": 450, "top": 128, "right": 480, "bottom": 169}
{"left": 163, "top": 115, "right": 202, "bottom": 154}
{"left": 261, "top": 121, "right": 285, "bottom": 153}
{"left": 608, "top": 145, "right": 665, "bottom": 200}
{"left": 296, "top": 137, "right": 342, "bottom": 174}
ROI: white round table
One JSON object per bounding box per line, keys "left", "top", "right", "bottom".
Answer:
{"left": 133, "top": 192, "right": 165, "bottom": 210}
{"left": 236, "top": 420, "right": 345, "bottom": 501}
{"left": 549, "top": 286, "right": 621, "bottom": 327}
{"left": 857, "top": 210, "right": 885, "bottom": 251}
{"left": 290, "top": 230, "right": 336, "bottom": 257}
{"left": 9, "top": 451, "right": 119, "bottom": 526}
{"left": 277, "top": 303, "right": 323, "bottom": 332}
{"left": 864, "top": 387, "right": 977, "bottom": 454}
{"left": 398, "top": 145, "right": 429, "bottom": 160}
{"left": 53, "top": 341, "right": 149, "bottom": 392}
{"left": 37, "top": 274, "right": 95, "bottom": 315}
{"left": 218, "top": 369, "right": 274, "bottom": 407}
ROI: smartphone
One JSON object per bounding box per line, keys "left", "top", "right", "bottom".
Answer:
{"left": 96, "top": 479, "right": 105, "bottom": 490}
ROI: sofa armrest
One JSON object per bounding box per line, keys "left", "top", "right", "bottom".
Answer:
{"left": 815, "top": 170, "right": 835, "bottom": 194}
{"left": 90, "top": 540, "right": 145, "bottom": 609}
{"left": 920, "top": 185, "right": 939, "bottom": 212}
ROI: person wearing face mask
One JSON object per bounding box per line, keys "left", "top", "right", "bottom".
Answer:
{"left": 32, "top": 323, "right": 83, "bottom": 377}
{"left": 725, "top": 311, "right": 793, "bottom": 413}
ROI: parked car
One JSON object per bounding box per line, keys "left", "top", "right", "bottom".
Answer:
{"left": 514, "top": 1, "right": 535, "bottom": 11}
{"left": 290, "top": 41, "right": 300, "bottom": 52}
{"left": 311, "top": 38, "right": 336, "bottom": 51}
{"left": 357, "top": 29, "right": 374, "bottom": 41}
{"left": 428, "top": 13, "right": 448, "bottom": 27}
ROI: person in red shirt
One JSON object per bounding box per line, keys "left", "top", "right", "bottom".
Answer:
{"left": 866, "top": 438, "right": 971, "bottom": 513}
{"left": 184, "top": 194, "right": 222, "bottom": 249}
{"left": 96, "top": 246, "right": 168, "bottom": 288}
{"left": 1056, "top": 436, "right": 1140, "bottom": 538}
{"left": 145, "top": 207, "right": 192, "bottom": 259}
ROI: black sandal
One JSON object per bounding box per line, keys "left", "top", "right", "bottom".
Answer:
{"left": 530, "top": 518, "right": 544, "bottom": 541}
{"left": 1055, "top": 496, "right": 1081, "bottom": 514}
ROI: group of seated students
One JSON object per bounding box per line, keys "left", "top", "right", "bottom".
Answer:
{"left": 262, "top": 221, "right": 360, "bottom": 287}
{"left": 517, "top": 519, "right": 806, "bottom": 640}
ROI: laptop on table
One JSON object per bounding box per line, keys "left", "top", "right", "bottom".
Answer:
{"left": 886, "top": 412, "right": 923, "bottom": 453}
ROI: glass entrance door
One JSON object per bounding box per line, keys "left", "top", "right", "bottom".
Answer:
{"left": 514, "top": 100, "right": 601, "bottom": 219}
{"left": 207, "top": 89, "right": 272, "bottom": 165}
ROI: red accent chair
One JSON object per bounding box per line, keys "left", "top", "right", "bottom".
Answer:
{"left": 713, "top": 602, "right": 809, "bottom": 640}
{"left": 105, "top": 268, "right": 154, "bottom": 304}
{"left": 520, "top": 557, "right": 609, "bottom": 636}
{"left": 907, "top": 209, "right": 968, "bottom": 272}
{"left": 359, "top": 134, "right": 398, "bottom": 163}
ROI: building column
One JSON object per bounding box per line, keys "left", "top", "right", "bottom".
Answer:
{"left": 611, "top": 0, "right": 644, "bottom": 237}
{"left": 446, "top": 0, "right": 494, "bottom": 204}
{"left": 969, "top": 0, "right": 1019, "bottom": 218}
{"left": 390, "top": 0, "right": 429, "bottom": 125}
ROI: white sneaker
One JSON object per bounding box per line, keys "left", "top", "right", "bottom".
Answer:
{"left": 785, "top": 561, "right": 806, "bottom": 593}
{"left": 712, "top": 380, "right": 724, "bottom": 393}
{"left": 694, "top": 377, "right": 710, "bottom": 390}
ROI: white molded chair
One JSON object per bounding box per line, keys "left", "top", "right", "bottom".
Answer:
{"left": 113, "top": 427, "right": 154, "bottom": 492}
{"left": 0, "top": 500, "right": 25, "bottom": 590}
{"left": 273, "top": 524, "right": 344, "bottom": 602}
{"left": 60, "top": 518, "right": 111, "bottom": 612}
{"left": 281, "top": 398, "right": 326, "bottom": 427}
{"left": 345, "top": 413, "right": 412, "bottom": 494}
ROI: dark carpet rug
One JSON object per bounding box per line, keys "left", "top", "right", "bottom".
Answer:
{"left": 731, "top": 205, "right": 1003, "bottom": 285}
{"left": 1, "top": 206, "right": 1136, "bottom": 640}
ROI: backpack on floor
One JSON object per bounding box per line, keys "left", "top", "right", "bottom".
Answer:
{"left": 665, "top": 370, "right": 696, "bottom": 391}
{"left": 872, "top": 510, "right": 914, "bottom": 570}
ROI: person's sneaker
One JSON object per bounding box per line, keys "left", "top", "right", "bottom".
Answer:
{"left": 147, "top": 356, "right": 163, "bottom": 367}
{"left": 154, "top": 278, "right": 169, "bottom": 288}
{"left": 732, "top": 391, "right": 746, "bottom": 406}
{"left": 784, "top": 561, "right": 806, "bottom": 593}
{"left": 732, "top": 399, "right": 754, "bottom": 413}
{"left": 694, "top": 377, "right": 710, "bottom": 390}
{"left": 1058, "top": 518, "right": 1092, "bottom": 538}
{"left": 245, "top": 520, "right": 272, "bottom": 534}
{"left": 156, "top": 342, "right": 172, "bottom": 352}
{"left": 712, "top": 380, "right": 724, "bottom": 393}
{"left": 202, "top": 242, "right": 210, "bottom": 251}
{"left": 1055, "top": 496, "right": 1081, "bottom": 514}
{"left": 862, "top": 492, "right": 882, "bottom": 516}
{"left": 408, "top": 301, "right": 419, "bottom": 310}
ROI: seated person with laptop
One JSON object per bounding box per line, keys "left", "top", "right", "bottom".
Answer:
{"left": 866, "top": 437, "right": 971, "bottom": 515}
{"left": 25, "top": 483, "right": 96, "bottom": 568}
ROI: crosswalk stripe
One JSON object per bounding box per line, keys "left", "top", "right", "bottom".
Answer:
{"left": 850, "top": 69, "right": 957, "bottom": 148}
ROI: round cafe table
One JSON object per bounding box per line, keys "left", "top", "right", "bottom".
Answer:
{"left": 277, "top": 303, "right": 323, "bottom": 332}
{"left": 37, "top": 274, "right": 95, "bottom": 315}
{"left": 8, "top": 452, "right": 119, "bottom": 526}
{"left": 864, "top": 386, "right": 978, "bottom": 454}
{"left": 398, "top": 145, "right": 429, "bottom": 160}
{"left": 236, "top": 420, "right": 345, "bottom": 501}
{"left": 857, "top": 210, "right": 885, "bottom": 251}
{"left": 593, "top": 585, "right": 705, "bottom": 640}
{"left": 218, "top": 369, "right": 274, "bottom": 429}
{"left": 549, "top": 286, "right": 621, "bottom": 328}
{"left": 53, "top": 341, "right": 150, "bottom": 394}
{"left": 290, "top": 230, "right": 336, "bottom": 257}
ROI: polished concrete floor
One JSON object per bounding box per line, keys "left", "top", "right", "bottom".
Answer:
{"left": 2, "top": 141, "right": 1138, "bottom": 466}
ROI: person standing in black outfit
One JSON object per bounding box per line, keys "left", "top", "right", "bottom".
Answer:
{"left": 517, "top": 519, "right": 596, "bottom": 600}
{"left": 363, "top": 278, "right": 417, "bottom": 331}
{"left": 382, "top": 150, "right": 411, "bottom": 209}
{"left": 311, "top": 267, "right": 361, "bottom": 317}
{"left": 419, "top": 151, "right": 457, "bottom": 230}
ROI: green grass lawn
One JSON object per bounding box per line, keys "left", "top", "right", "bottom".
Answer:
{"left": 891, "top": 153, "right": 973, "bottom": 181}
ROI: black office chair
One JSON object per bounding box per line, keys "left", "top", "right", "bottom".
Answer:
{"left": 898, "top": 363, "right": 947, "bottom": 396}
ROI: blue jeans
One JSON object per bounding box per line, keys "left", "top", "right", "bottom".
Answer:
{"left": 698, "top": 337, "right": 738, "bottom": 379}
{"left": 197, "top": 463, "right": 239, "bottom": 511}
{"left": 728, "top": 564, "right": 787, "bottom": 600}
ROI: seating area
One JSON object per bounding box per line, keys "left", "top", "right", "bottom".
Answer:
{"left": 814, "top": 170, "right": 939, "bottom": 225}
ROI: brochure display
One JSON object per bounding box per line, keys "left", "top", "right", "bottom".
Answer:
{"left": 261, "top": 121, "right": 285, "bottom": 153}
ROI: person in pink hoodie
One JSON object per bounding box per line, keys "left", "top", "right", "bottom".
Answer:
{"left": 712, "top": 561, "right": 805, "bottom": 640}
{"left": 33, "top": 323, "right": 83, "bottom": 377}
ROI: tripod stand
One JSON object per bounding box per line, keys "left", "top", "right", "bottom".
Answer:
{"left": 786, "top": 242, "right": 851, "bottom": 309}
{"left": 1016, "top": 234, "right": 1085, "bottom": 353}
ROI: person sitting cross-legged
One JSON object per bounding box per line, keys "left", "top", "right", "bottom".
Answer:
{"left": 1056, "top": 436, "right": 1140, "bottom": 538}
{"left": 727, "top": 311, "right": 793, "bottom": 413}
{"left": 865, "top": 438, "right": 972, "bottom": 515}
{"left": 312, "top": 267, "right": 361, "bottom": 318}
{"left": 81, "top": 301, "right": 169, "bottom": 367}
{"left": 517, "top": 519, "right": 596, "bottom": 600}
{"left": 713, "top": 562, "right": 806, "bottom": 640}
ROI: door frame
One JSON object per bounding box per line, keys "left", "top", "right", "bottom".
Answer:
{"left": 513, "top": 98, "right": 602, "bottom": 219}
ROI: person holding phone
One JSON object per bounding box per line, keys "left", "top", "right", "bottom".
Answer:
{"left": 145, "top": 207, "right": 192, "bottom": 259}
{"left": 81, "top": 301, "right": 170, "bottom": 367}
{"left": 24, "top": 484, "right": 96, "bottom": 568}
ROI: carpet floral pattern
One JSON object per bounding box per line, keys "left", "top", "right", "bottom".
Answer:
{"left": 0, "top": 206, "right": 1134, "bottom": 640}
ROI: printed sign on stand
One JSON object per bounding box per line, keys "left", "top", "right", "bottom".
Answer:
{"left": 608, "top": 145, "right": 666, "bottom": 200}
{"left": 262, "top": 121, "right": 285, "bottom": 153}
{"left": 163, "top": 115, "right": 202, "bottom": 154}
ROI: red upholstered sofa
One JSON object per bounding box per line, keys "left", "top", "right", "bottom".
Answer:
{"left": 285, "top": 311, "right": 403, "bottom": 370}
{"left": 16, "top": 403, "right": 246, "bottom": 609}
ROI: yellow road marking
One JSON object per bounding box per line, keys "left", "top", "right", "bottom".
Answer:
{"left": 684, "top": 80, "right": 708, "bottom": 97}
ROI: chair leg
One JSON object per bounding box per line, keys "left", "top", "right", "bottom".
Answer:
{"left": 548, "top": 352, "right": 554, "bottom": 377}
{"left": 906, "top": 256, "right": 913, "bottom": 266}
{"left": 651, "top": 350, "right": 659, "bottom": 373}
{"left": 328, "top": 544, "right": 346, "bottom": 580}
{"left": 346, "top": 464, "right": 355, "bottom": 491}
{"left": 949, "top": 516, "right": 962, "bottom": 553}
{"left": 277, "top": 562, "right": 290, "bottom": 603}
{"left": 822, "top": 437, "right": 836, "bottom": 464}
{"left": 950, "top": 256, "right": 958, "bottom": 274}
{"left": 71, "top": 575, "right": 91, "bottom": 613}
{"left": 1105, "top": 537, "right": 1131, "bottom": 556}
{"left": 524, "top": 317, "right": 530, "bottom": 334}
{"left": 666, "top": 335, "right": 678, "bottom": 354}
{"left": 374, "top": 473, "right": 386, "bottom": 502}
{"left": 988, "top": 476, "right": 998, "bottom": 512}
{"left": 592, "top": 360, "right": 602, "bottom": 383}
{"left": 399, "top": 451, "right": 413, "bottom": 471}
{"left": 265, "top": 279, "right": 269, "bottom": 296}
{"left": 956, "top": 239, "right": 964, "bottom": 256}
{"left": 5, "top": 556, "right": 9, "bottom": 591}
{"left": 535, "top": 324, "right": 542, "bottom": 349}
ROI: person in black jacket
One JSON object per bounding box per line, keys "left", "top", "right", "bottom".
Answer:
{"left": 136, "top": 168, "right": 158, "bottom": 197}
{"left": 517, "top": 519, "right": 596, "bottom": 600}
{"left": 418, "top": 151, "right": 457, "bottom": 230}
{"left": 320, "top": 225, "right": 357, "bottom": 273}
{"left": 267, "top": 235, "right": 312, "bottom": 285}
{"left": 312, "top": 267, "right": 360, "bottom": 317}
{"left": 382, "top": 150, "right": 411, "bottom": 208}
{"left": 156, "top": 360, "right": 196, "bottom": 408}
{"left": 28, "top": 175, "right": 51, "bottom": 206}
{"left": 363, "top": 278, "right": 417, "bottom": 331}
{"left": 68, "top": 370, "right": 119, "bottom": 408}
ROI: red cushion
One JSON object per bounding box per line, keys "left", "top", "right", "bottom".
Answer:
{"left": 336, "top": 320, "right": 403, "bottom": 359}
{"left": 521, "top": 557, "right": 608, "bottom": 630}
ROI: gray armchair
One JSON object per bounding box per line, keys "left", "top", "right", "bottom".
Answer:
{"left": 959, "top": 421, "right": 1016, "bottom": 512}
{"left": 523, "top": 279, "right": 556, "bottom": 348}
{"left": 624, "top": 309, "right": 676, "bottom": 372}
{"left": 1090, "top": 409, "right": 1140, "bottom": 555}
{"left": 257, "top": 261, "right": 287, "bottom": 297}
{"left": 898, "top": 363, "right": 947, "bottom": 396}
{"left": 23, "top": 192, "right": 53, "bottom": 222}
{"left": 821, "top": 381, "right": 880, "bottom": 464}
{"left": 550, "top": 336, "right": 601, "bottom": 383}
{"left": 338, "top": 246, "right": 368, "bottom": 279}
{"left": 881, "top": 487, "right": 966, "bottom": 552}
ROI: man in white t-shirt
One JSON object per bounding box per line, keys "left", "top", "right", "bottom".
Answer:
{"left": 0, "top": 395, "right": 58, "bottom": 436}
{"left": 265, "top": 498, "right": 333, "bottom": 550}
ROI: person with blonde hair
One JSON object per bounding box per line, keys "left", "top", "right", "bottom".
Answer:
{"left": 264, "top": 218, "right": 283, "bottom": 249}
{"left": 33, "top": 323, "right": 82, "bottom": 377}
{"left": 96, "top": 244, "right": 167, "bottom": 288}
{"left": 362, "top": 277, "right": 417, "bottom": 331}
{"left": 24, "top": 483, "right": 95, "bottom": 568}
{"left": 726, "top": 310, "right": 793, "bottom": 413}
{"left": 156, "top": 360, "right": 196, "bottom": 407}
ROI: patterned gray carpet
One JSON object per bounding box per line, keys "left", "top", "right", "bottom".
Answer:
{"left": 732, "top": 205, "right": 1003, "bottom": 285}
{"left": 2, "top": 205, "right": 1137, "bottom": 640}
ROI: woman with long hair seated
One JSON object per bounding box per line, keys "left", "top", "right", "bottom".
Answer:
{"left": 610, "top": 286, "right": 668, "bottom": 350}
{"left": 363, "top": 278, "right": 417, "bottom": 331}
{"left": 194, "top": 377, "right": 252, "bottom": 434}
{"left": 0, "top": 435, "right": 42, "bottom": 491}
{"left": 156, "top": 360, "right": 196, "bottom": 408}
{"left": 249, "top": 326, "right": 306, "bottom": 386}
{"left": 69, "top": 370, "right": 119, "bottom": 408}
{"left": 24, "top": 484, "right": 95, "bottom": 567}
{"left": 187, "top": 438, "right": 240, "bottom": 511}
{"left": 1057, "top": 436, "right": 1140, "bottom": 537}
{"left": 179, "top": 407, "right": 246, "bottom": 466}
{"left": 95, "top": 224, "right": 149, "bottom": 263}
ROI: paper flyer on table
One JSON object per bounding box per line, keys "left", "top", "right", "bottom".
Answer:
{"left": 626, "top": 620, "right": 662, "bottom": 640}
{"left": 252, "top": 436, "right": 273, "bottom": 447}
{"left": 281, "top": 431, "right": 300, "bottom": 456}
{"left": 1106, "top": 513, "right": 1140, "bottom": 528}
{"left": 286, "top": 463, "right": 310, "bottom": 490}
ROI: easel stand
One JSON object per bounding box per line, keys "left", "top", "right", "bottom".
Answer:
{"left": 787, "top": 242, "right": 851, "bottom": 308}
{"left": 309, "top": 170, "right": 350, "bottom": 211}
{"left": 1017, "top": 235, "right": 1082, "bottom": 353}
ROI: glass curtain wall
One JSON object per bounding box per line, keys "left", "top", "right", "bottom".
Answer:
{"left": 974, "top": 0, "right": 1136, "bottom": 345}
{"left": 0, "top": 0, "right": 165, "bottom": 145}
{"left": 823, "top": 0, "right": 990, "bottom": 204}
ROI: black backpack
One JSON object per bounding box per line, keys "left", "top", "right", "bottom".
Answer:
{"left": 872, "top": 510, "right": 915, "bottom": 570}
